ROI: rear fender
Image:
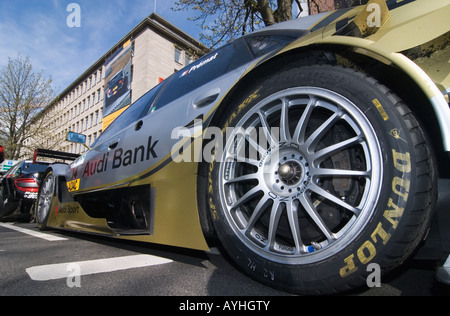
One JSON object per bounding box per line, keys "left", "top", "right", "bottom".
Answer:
{"left": 276, "top": 36, "right": 450, "bottom": 154}
{"left": 313, "top": 37, "right": 450, "bottom": 152}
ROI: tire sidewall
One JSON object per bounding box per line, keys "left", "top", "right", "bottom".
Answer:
{"left": 208, "top": 65, "right": 424, "bottom": 294}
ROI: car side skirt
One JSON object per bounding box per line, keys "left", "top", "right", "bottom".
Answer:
{"left": 44, "top": 153, "right": 210, "bottom": 251}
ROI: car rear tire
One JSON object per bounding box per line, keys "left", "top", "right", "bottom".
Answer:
{"left": 207, "top": 64, "right": 436, "bottom": 294}
{"left": 0, "top": 179, "right": 19, "bottom": 219}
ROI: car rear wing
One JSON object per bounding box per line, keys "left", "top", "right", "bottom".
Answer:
{"left": 33, "top": 148, "right": 80, "bottom": 163}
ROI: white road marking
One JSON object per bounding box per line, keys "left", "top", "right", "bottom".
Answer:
{"left": 0, "top": 223, "right": 68, "bottom": 241}
{"left": 26, "top": 254, "right": 173, "bottom": 281}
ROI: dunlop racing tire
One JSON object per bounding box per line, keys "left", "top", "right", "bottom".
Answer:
{"left": 207, "top": 64, "right": 436, "bottom": 295}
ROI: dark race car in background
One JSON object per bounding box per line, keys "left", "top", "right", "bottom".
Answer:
{"left": 0, "top": 160, "right": 50, "bottom": 221}
{"left": 0, "top": 149, "right": 79, "bottom": 221}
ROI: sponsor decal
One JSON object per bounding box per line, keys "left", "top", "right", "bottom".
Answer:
{"left": 180, "top": 53, "right": 218, "bottom": 78}
{"left": 373, "top": 98, "right": 389, "bottom": 121}
{"left": 70, "top": 136, "right": 159, "bottom": 180}
{"left": 24, "top": 192, "right": 38, "bottom": 199}
{"left": 67, "top": 179, "right": 80, "bottom": 192}
{"left": 57, "top": 205, "right": 80, "bottom": 214}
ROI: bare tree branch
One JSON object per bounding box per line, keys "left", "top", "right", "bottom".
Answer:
{"left": 172, "top": 0, "right": 370, "bottom": 48}
{"left": 173, "top": 0, "right": 289, "bottom": 48}
{"left": 0, "top": 55, "right": 57, "bottom": 159}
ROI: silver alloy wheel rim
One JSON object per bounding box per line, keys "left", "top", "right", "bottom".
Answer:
{"left": 218, "top": 87, "right": 383, "bottom": 264}
{"left": 37, "top": 173, "right": 54, "bottom": 224}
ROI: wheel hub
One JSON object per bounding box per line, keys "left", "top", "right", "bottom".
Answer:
{"left": 278, "top": 161, "right": 302, "bottom": 185}
{"left": 263, "top": 148, "right": 311, "bottom": 197}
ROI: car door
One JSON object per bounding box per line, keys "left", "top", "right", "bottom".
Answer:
{"left": 70, "top": 83, "right": 165, "bottom": 192}
{"left": 0, "top": 161, "right": 22, "bottom": 216}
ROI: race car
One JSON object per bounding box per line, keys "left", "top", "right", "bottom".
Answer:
{"left": 0, "top": 149, "right": 78, "bottom": 221}
{"left": 0, "top": 160, "right": 50, "bottom": 220}
{"left": 35, "top": 0, "right": 450, "bottom": 294}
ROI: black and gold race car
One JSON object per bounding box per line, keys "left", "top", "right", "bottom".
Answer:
{"left": 36, "top": 0, "right": 450, "bottom": 294}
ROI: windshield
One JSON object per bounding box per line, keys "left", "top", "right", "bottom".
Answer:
{"left": 93, "top": 81, "right": 165, "bottom": 147}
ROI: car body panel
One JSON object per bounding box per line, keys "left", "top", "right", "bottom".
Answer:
{"left": 250, "top": 0, "right": 450, "bottom": 149}
{"left": 42, "top": 0, "right": 450, "bottom": 252}
{"left": 48, "top": 148, "right": 209, "bottom": 250}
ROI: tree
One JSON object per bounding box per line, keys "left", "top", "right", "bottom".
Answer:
{"left": 172, "top": 0, "right": 304, "bottom": 48}
{"left": 0, "top": 55, "right": 56, "bottom": 160}
{"left": 310, "top": 0, "right": 369, "bottom": 14}
{"left": 173, "top": 0, "right": 371, "bottom": 49}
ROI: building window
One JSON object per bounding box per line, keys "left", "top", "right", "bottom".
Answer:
{"left": 174, "top": 47, "right": 182, "bottom": 64}
{"left": 185, "top": 54, "right": 193, "bottom": 65}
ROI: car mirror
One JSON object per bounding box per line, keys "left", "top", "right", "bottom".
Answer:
{"left": 67, "top": 132, "right": 91, "bottom": 150}
{"left": 67, "top": 131, "right": 87, "bottom": 144}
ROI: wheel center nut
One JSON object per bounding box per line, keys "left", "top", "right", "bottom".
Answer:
{"left": 278, "top": 161, "right": 302, "bottom": 185}
{"left": 278, "top": 164, "right": 294, "bottom": 178}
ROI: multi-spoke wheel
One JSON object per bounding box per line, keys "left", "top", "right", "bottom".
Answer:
{"left": 219, "top": 86, "right": 382, "bottom": 262}
{"left": 36, "top": 171, "right": 54, "bottom": 230}
{"left": 207, "top": 64, "right": 436, "bottom": 294}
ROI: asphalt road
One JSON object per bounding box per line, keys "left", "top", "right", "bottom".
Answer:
{"left": 0, "top": 221, "right": 449, "bottom": 297}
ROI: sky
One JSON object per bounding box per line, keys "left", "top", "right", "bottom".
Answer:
{"left": 0, "top": 0, "right": 204, "bottom": 94}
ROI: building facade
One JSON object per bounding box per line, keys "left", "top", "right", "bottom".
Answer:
{"left": 26, "top": 13, "right": 206, "bottom": 157}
